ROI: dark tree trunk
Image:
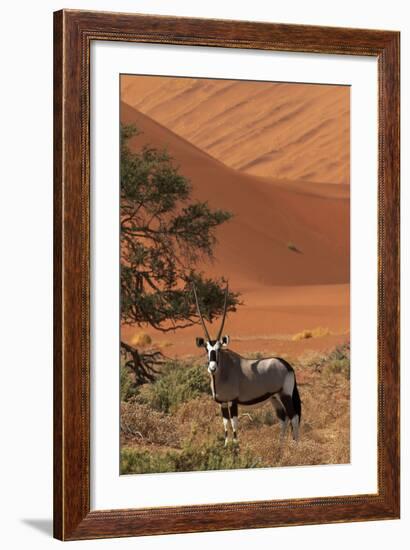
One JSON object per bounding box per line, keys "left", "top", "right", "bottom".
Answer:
{"left": 120, "top": 341, "right": 165, "bottom": 385}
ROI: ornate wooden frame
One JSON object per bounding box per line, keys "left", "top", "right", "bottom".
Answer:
{"left": 53, "top": 9, "right": 400, "bottom": 541}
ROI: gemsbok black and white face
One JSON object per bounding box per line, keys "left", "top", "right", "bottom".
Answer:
{"left": 192, "top": 283, "right": 230, "bottom": 374}
{"left": 196, "top": 336, "right": 230, "bottom": 373}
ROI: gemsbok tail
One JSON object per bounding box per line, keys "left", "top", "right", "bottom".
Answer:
{"left": 292, "top": 378, "right": 302, "bottom": 423}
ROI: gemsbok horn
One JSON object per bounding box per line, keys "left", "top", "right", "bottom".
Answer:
{"left": 193, "top": 284, "right": 301, "bottom": 446}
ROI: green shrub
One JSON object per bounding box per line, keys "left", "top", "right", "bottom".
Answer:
{"left": 307, "top": 343, "right": 350, "bottom": 380}
{"left": 120, "top": 365, "right": 138, "bottom": 401}
{"left": 120, "top": 438, "right": 261, "bottom": 474}
{"left": 304, "top": 343, "right": 350, "bottom": 378}
{"left": 175, "top": 439, "right": 261, "bottom": 472}
{"left": 136, "top": 360, "right": 210, "bottom": 413}
{"left": 325, "top": 344, "right": 350, "bottom": 379}
{"left": 121, "top": 447, "right": 177, "bottom": 474}
{"left": 326, "top": 357, "right": 350, "bottom": 379}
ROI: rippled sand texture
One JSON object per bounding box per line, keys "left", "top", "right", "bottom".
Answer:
{"left": 121, "top": 76, "right": 350, "bottom": 185}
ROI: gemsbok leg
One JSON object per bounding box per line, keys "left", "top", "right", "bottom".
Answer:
{"left": 271, "top": 395, "right": 289, "bottom": 439}
{"left": 221, "top": 405, "right": 230, "bottom": 446}
{"left": 279, "top": 390, "right": 300, "bottom": 441}
{"left": 229, "top": 401, "right": 238, "bottom": 444}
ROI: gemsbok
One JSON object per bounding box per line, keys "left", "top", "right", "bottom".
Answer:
{"left": 193, "top": 285, "right": 301, "bottom": 446}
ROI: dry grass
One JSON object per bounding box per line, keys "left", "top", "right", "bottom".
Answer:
{"left": 129, "top": 331, "right": 152, "bottom": 347}
{"left": 121, "top": 401, "right": 180, "bottom": 447}
{"left": 120, "top": 344, "right": 350, "bottom": 474}
{"left": 292, "top": 326, "right": 330, "bottom": 341}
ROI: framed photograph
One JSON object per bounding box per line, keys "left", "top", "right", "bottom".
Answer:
{"left": 54, "top": 9, "right": 400, "bottom": 540}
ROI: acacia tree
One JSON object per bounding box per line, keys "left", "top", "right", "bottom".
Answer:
{"left": 120, "top": 124, "right": 239, "bottom": 383}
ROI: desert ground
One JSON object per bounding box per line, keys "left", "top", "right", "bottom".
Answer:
{"left": 120, "top": 76, "right": 350, "bottom": 473}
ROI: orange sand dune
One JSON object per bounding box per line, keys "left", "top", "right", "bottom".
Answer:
{"left": 263, "top": 178, "right": 350, "bottom": 200}
{"left": 121, "top": 100, "right": 350, "bottom": 356}
{"left": 121, "top": 76, "right": 350, "bottom": 185}
{"left": 121, "top": 101, "right": 350, "bottom": 292}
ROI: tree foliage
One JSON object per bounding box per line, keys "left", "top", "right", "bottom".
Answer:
{"left": 120, "top": 124, "right": 240, "bottom": 382}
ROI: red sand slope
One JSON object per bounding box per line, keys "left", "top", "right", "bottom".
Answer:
{"left": 121, "top": 76, "right": 350, "bottom": 185}
{"left": 121, "top": 101, "right": 350, "bottom": 293}
{"left": 120, "top": 101, "right": 350, "bottom": 356}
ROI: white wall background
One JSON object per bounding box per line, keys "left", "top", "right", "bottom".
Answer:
{"left": 0, "top": 1, "right": 407, "bottom": 548}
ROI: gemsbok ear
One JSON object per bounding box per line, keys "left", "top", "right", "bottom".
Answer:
{"left": 221, "top": 335, "right": 230, "bottom": 346}
{"left": 196, "top": 337, "right": 205, "bottom": 348}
